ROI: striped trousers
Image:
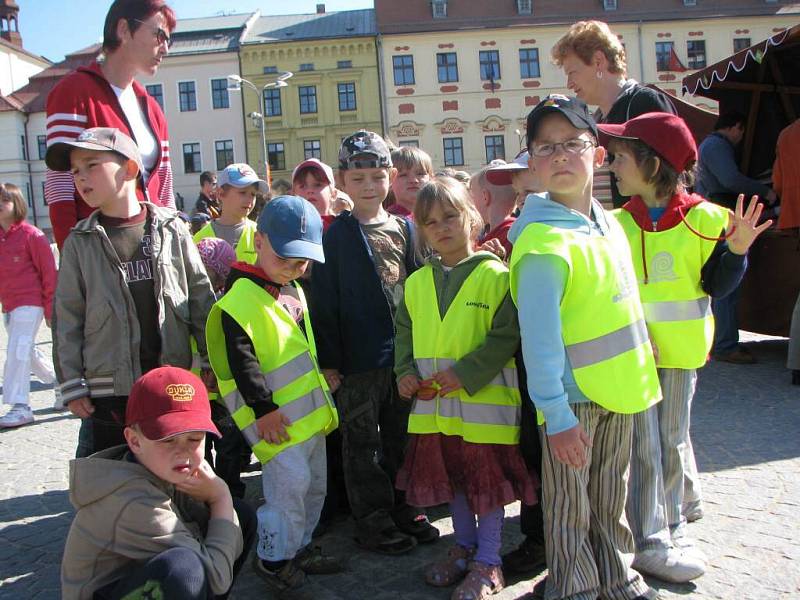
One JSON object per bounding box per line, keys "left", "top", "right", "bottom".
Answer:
{"left": 540, "top": 403, "right": 651, "bottom": 600}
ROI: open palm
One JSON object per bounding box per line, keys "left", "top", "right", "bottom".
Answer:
{"left": 726, "top": 194, "right": 773, "bottom": 255}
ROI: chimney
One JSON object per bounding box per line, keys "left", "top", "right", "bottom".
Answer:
{"left": 316, "top": 4, "right": 325, "bottom": 14}
{"left": 0, "top": 0, "right": 22, "bottom": 48}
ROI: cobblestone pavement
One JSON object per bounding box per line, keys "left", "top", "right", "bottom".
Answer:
{"left": 1, "top": 327, "right": 798, "bottom": 599}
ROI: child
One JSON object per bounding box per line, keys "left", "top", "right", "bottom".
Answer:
{"left": 46, "top": 127, "right": 216, "bottom": 453}
{"left": 599, "top": 112, "right": 769, "bottom": 581}
{"left": 332, "top": 190, "right": 354, "bottom": 215}
{"left": 470, "top": 162, "right": 520, "bottom": 258}
{"left": 0, "top": 183, "right": 57, "bottom": 428}
{"left": 205, "top": 195, "right": 342, "bottom": 594}
{"left": 196, "top": 237, "right": 236, "bottom": 297}
{"left": 395, "top": 177, "right": 537, "bottom": 599}
{"left": 194, "top": 163, "right": 268, "bottom": 264}
{"left": 292, "top": 158, "right": 338, "bottom": 231}
{"left": 61, "top": 366, "right": 255, "bottom": 600}
{"left": 507, "top": 95, "right": 661, "bottom": 600}
{"left": 311, "top": 130, "right": 438, "bottom": 555}
{"left": 387, "top": 145, "right": 434, "bottom": 218}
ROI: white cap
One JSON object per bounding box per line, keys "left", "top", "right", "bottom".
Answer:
{"left": 485, "top": 151, "right": 530, "bottom": 186}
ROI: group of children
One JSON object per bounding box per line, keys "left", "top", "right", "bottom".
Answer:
{"left": 0, "top": 88, "right": 770, "bottom": 599}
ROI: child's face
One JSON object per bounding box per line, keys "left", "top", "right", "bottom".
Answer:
{"left": 341, "top": 167, "right": 395, "bottom": 213}
{"left": 0, "top": 197, "right": 14, "bottom": 224}
{"left": 70, "top": 147, "right": 133, "bottom": 210}
{"left": 125, "top": 427, "right": 205, "bottom": 486}
{"left": 218, "top": 184, "right": 257, "bottom": 220}
{"left": 511, "top": 169, "right": 541, "bottom": 211}
{"left": 420, "top": 201, "right": 470, "bottom": 259}
{"left": 293, "top": 172, "right": 335, "bottom": 217}
{"left": 254, "top": 232, "right": 310, "bottom": 285}
{"left": 607, "top": 141, "right": 651, "bottom": 198}
{"left": 392, "top": 166, "right": 430, "bottom": 210}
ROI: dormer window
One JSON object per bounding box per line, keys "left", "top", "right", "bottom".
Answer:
{"left": 603, "top": 0, "right": 618, "bottom": 9}
{"left": 432, "top": 0, "right": 447, "bottom": 18}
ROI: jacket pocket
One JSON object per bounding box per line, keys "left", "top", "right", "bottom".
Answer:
{"left": 84, "top": 301, "right": 113, "bottom": 336}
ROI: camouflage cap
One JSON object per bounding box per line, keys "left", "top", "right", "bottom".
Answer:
{"left": 338, "top": 130, "right": 392, "bottom": 170}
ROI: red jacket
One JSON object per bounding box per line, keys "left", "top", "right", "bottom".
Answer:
{"left": 0, "top": 221, "right": 57, "bottom": 320}
{"left": 45, "top": 62, "right": 175, "bottom": 249}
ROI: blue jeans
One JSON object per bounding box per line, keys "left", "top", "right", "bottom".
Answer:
{"left": 712, "top": 284, "right": 741, "bottom": 355}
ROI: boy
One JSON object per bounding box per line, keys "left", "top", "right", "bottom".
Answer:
{"left": 310, "top": 130, "right": 437, "bottom": 555}
{"left": 507, "top": 96, "right": 661, "bottom": 600}
{"left": 470, "top": 160, "right": 521, "bottom": 258}
{"left": 292, "top": 158, "right": 338, "bottom": 231}
{"left": 61, "top": 366, "right": 255, "bottom": 600}
{"left": 486, "top": 151, "right": 541, "bottom": 215}
{"left": 205, "top": 195, "right": 342, "bottom": 594}
{"left": 194, "top": 163, "right": 268, "bottom": 264}
{"left": 387, "top": 145, "right": 434, "bottom": 218}
{"left": 46, "top": 128, "right": 215, "bottom": 453}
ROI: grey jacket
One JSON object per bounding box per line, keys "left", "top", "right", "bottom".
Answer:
{"left": 53, "top": 203, "right": 215, "bottom": 403}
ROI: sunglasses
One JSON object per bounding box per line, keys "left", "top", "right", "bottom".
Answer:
{"left": 132, "top": 19, "right": 172, "bottom": 49}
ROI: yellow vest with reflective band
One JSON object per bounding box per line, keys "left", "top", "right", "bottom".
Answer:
{"left": 193, "top": 219, "right": 258, "bottom": 264}
{"left": 189, "top": 337, "right": 218, "bottom": 402}
{"left": 206, "top": 277, "right": 338, "bottom": 464}
{"left": 613, "top": 203, "right": 729, "bottom": 369}
{"left": 404, "top": 259, "right": 521, "bottom": 444}
{"left": 509, "top": 217, "right": 661, "bottom": 416}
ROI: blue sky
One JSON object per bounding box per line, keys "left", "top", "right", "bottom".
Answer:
{"left": 20, "top": 0, "right": 373, "bottom": 63}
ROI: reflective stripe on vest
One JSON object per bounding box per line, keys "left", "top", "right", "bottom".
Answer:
{"left": 643, "top": 297, "right": 711, "bottom": 323}
{"left": 410, "top": 396, "right": 520, "bottom": 427}
{"left": 566, "top": 318, "right": 649, "bottom": 370}
{"left": 415, "top": 357, "right": 518, "bottom": 390}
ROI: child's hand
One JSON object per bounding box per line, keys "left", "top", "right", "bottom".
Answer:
{"left": 416, "top": 379, "right": 438, "bottom": 401}
{"left": 726, "top": 194, "right": 773, "bottom": 255}
{"left": 322, "top": 369, "right": 343, "bottom": 393}
{"left": 256, "top": 410, "right": 292, "bottom": 445}
{"left": 68, "top": 396, "right": 95, "bottom": 419}
{"left": 548, "top": 424, "right": 592, "bottom": 469}
{"left": 175, "top": 460, "right": 230, "bottom": 506}
{"left": 478, "top": 238, "right": 506, "bottom": 260}
{"left": 432, "top": 368, "right": 462, "bottom": 396}
{"left": 397, "top": 374, "right": 421, "bottom": 399}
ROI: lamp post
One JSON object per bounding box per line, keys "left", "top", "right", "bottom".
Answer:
{"left": 228, "top": 71, "right": 293, "bottom": 183}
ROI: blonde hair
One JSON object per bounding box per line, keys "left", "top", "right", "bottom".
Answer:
{"left": 0, "top": 182, "right": 27, "bottom": 223}
{"left": 551, "top": 20, "right": 627, "bottom": 76}
{"left": 414, "top": 177, "right": 483, "bottom": 253}
{"left": 391, "top": 146, "right": 434, "bottom": 176}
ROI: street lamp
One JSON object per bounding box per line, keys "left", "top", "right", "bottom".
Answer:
{"left": 228, "top": 71, "right": 293, "bottom": 182}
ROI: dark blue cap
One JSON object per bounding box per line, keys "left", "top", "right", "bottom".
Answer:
{"left": 256, "top": 195, "right": 325, "bottom": 263}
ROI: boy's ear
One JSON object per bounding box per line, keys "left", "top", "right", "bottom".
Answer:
{"left": 593, "top": 145, "right": 606, "bottom": 169}
{"left": 388, "top": 167, "right": 398, "bottom": 184}
{"left": 123, "top": 426, "right": 142, "bottom": 454}
{"left": 125, "top": 159, "right": 140, "bottom": 181}
{"left": 254, "top": 231, "right": 264, "bottom": 251}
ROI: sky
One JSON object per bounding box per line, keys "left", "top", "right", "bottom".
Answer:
{"left": 20, "top": 0, "right": 373, "bottom": 63}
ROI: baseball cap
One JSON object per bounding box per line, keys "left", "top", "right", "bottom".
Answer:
{"left": 257, "top": 195, "right": 325, "bottom": 263}
{"left": 485, "top": 151, "right": 531, "bottom": 186}
{"left": 45, "top": 127, "right": 144, "bottom": 173}
{"left": 125, "top": 367, "right": 220, "bottom": 441}
{"left": 597, "top": 112, "right": 697, "bottom": 172}
{"left": 526, "top": 94, "right": 599, "bottom": 149}
{"left": 292, "top": 158, "right": 335, "bottom": 186}
{"left": 338, "top": 130, "right": 392, "bottom": 170}
{"left": 218, "top": 163, "right": 269, "bottom": 194}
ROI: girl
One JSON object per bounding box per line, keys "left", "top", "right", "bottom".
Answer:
{"left": 291, "top": 158, "right": 339, "bottom": 232}
{"left": 386, "top": 146, "right": 434, "bottom": 218}
{"left": 0, "top": 183, "right": 58, "bottom": 428}
{"left": 395, "top": 177, "right": 537, "bottom": 600}
{"left": 600, "top": 112, "right": 770, "bottom": 580}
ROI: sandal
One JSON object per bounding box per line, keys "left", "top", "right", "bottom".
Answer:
{"left": 450, "top": 561, "right": 505, "bottom": 600}
{"left": 354, "top": 525, "right": 417, "bottom": 555}
{"left": 424, "top": 545, "right": 474, "bottom": 587}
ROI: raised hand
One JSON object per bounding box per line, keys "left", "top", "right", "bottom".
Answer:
{"left": 726, "top": 194, "right": 773, "bottom": 255}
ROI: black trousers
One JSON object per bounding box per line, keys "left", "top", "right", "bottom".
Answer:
{"left": 517, "top": 353, "right": 546, "bottom": 545}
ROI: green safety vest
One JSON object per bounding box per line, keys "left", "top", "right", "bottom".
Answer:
{"left": 614, "top": 203, "right": 729, "bottom": 369}
{"left": 193, "top": 219, "right": 258, "bottom": 264}
{"left": 404, "top": 260, "right": 521, "bottom": 444}
{"left": 509, "top": 216, "right": 661, "bottom": 417}
{"left": 206, "top": 277, "right": 338, "bottom": 463}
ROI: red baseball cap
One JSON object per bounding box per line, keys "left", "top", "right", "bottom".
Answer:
{"left": 125, "top": 367, "right": 220, "bottom": 441}
{"left": 292, "top": 158, "right": 335, "bottom": 186}
{"left": 485, "top": 151, "right": 530, "bottom": 186}
{"left": 597, "top": 112, "right": 697, "bottom": 172}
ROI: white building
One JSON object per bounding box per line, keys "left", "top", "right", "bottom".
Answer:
{"left": 0, "top": 1, "right": 49, "bottom": 96}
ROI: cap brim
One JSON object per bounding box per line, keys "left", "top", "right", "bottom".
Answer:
{"left": 136, "top": 411, "right": 221, "bottom": 441}
{"left": 596, "top": 123, "right": 639, "bottom": 148}
{"left": 486, "top": 164, "right": 527, "bottom": 185}
{"left": 272, "top": 238, "right": 325, "bottom": 264}
{"left": 529, "top": 106, "right": 599, "bottom": 144}
{"left": 45, "top": 140, "right": 144, "bottom": 174}
{"left": 292, "top": 160, "right": 335, "bottom": 185}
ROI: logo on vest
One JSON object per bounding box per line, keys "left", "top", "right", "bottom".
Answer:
{"left": 646, "top": 251, "right": 678, "bottom": 283}
{"left": 466, "top": 300, "right": 490, "bottom": 310}
{"left": 612, "top": 257, "right": 636, "bottom": 303}
{"left": 165, "top": 383, "right": 195, "bottom": 402}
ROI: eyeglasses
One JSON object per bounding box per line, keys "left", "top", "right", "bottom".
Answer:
{"left": 132, "top": 19, "right": 172, "bottom": 49}
{"left": 530, "top": 138, "right": 595, "bottom": 158}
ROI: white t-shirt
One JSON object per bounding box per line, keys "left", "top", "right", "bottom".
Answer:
{"left": 110, "top": 84, "right": 159, "bottom": 180}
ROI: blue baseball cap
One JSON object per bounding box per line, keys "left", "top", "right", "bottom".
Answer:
{"left": 218, "top": 163, "right": 269, "bottom": 193}
{"left": 257, "top": 195, "right": 325, "bottom": 263}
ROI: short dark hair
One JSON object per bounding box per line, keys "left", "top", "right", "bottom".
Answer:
{"left": 609, "top": 137, "right": 695, "bottom": 199}
{"left": 714, "top": 112, "right": 746, "bottom": 132}
{"left": 199, "top": 171, "right": 215, "bottom": 186}
{"left": 103, "top": 0, "right": 177, "bottom": 53}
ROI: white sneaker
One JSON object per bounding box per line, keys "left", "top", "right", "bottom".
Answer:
{"left": 632, "top": 547, "right": 706, "bottom": 583}
{"left": 0, "top": 404, "right": 34, "bottom": 429}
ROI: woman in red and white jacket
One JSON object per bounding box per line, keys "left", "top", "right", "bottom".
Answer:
{"left": 45, "top": 0, "right": 176, "bottom": 249}
{"left": 0, "top": 184, "right": 58, "bottom": 429}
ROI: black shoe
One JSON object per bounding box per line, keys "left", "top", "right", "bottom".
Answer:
{"left": 792, "top": 370, "right": 800, "bottom": 385}
{"left": 394, "top": 512, "right": 440, "bottom": 544}
{"left": 294, "top": 544, "right": 345, "bottom": 574}
{"left": 354, "top": 525, "right": 418, "bottom": 555}
{"left": 502, "top": 537, "right": 546, "bottom": 575}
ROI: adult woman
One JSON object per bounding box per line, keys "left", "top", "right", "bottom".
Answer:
{"left": 45, "top": 0, "right": 176, "bottom": 249}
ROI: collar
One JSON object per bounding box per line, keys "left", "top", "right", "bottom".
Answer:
{"left": 622, "top": 191, "right": 707, "bottom": 231}
{"left": 229, "top": 261, "right": 283, "bottom": 300}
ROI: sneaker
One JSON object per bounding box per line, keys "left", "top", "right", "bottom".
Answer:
{"left": 294, "top": 544, "right": 344, "bottom": 574}
{"left": 501, "top": 536, "right": 546, "bottom": 575}
{"left": 682, "top": 500, "right": 705, "bottom": 523}
{"left": 632, "top": 547, "right": 705, "bottom": 583}
{"left": 0, "top": 405, "right": 34, "bottom": 429}
{"left": 252, "top": 555, "right": 307, "bottom": 596}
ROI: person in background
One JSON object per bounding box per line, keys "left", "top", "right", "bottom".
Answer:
{"left": 270, "top": 178, "right": 291, "bottom": 197}
{"left": 292, "top": 158, "right": 338, "bottom": 231}
{"left": 332, "top": 190, "right": 354, "bottom": 215}
{"left": 387, "top": 146, "right": 434, "bottom": 219}
{"left": 194, "top": 171, "right": 220, "bottom": 219}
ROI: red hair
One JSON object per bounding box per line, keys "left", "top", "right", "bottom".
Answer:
{"left": 103, "top": 0, "right": 177, "bottom": 53}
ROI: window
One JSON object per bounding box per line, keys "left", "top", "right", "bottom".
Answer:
{"left": 485, "top": 135, "right": 505, "bottom": 163}
{"left": 182, "top": 143, "right": 201, "bottom": 173}
{"left": 214, "top": 140, "right": 234, "bottom": 170}
{"left": 734, "top": 38, "right": 751, "bottom": 52}
{"left": 299, "top": 86, "right": 317, "bottom": 114}
{"left": 263, "top": 66, "right": 278, "bottom": 74}
{"left": 517, "top": 0, "right": 532, "bottom": 14}
{"left": 267, "top": 142, "right": 285, "bottom": 171}
{"left": 20, "top": 135, "right": 27, "bottom": 160}
{"left": 299, "top": 63, "right": 314, "bottom": 72}
{"left": 37, "top": 135, "right": 46, "bottom": 160}
{"left": 432, "top": 0, "right": 447, "bottom": 18}
{"left": 437, "top": 52, "right": 459, "bottom": 83}
{"left": 399, "top": 140, "right": 419, "bottom": 148}
{"left": 264, "top": 88, "right": 282, "bottom": 117}
{"left": 519, "top": 48, "right": 540, "bottom": 79}
{"left": 210, "top": 78, "right": 230, "bottom": 109}
{"left": 178, "top": 81, "right": 197, "bottom": 112}
{"left": 656, "top": 41, "right": 674, "bottom": 72}
{"left": 145, "top": 83, "right": 164, "bottom": 111}
{"left": 683, "top": 0, "right": 697, "bottom": 5}
{"left": 443, "top": 137, "right": 464, "bottom": 166}
{"left": 337, "top": 82, "right": 357, "bottom": 111}
{"left": 337, "top": 60, "right": 352, "bottom": 69}
{"left": 304, "top": 140, "right": 322, "bottom": 160}
{"left": 392, "top": 55, "right": 415, "bottom": 86}
{"left": 687, "top": 40, "right": 706, "bottom": 69}
{"left": 479, "top": 50, "right": 501, "bottom": 81}
{"left": 603, "top": 0, "right": 617, "bottom": 9}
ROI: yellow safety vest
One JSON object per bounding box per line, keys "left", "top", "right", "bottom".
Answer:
{"left": 509, "top": 217, "right": 661, "bottom": 416}
{"left": 614, "top": 203, "right": 729, "bottom": 369}
{"left": 206, "top": 277, "right": 338, "bottom": 463}
{"left": 403, "top": 259, "right": 521, "bottom": 444}
{"left": 193, "top": 219, "right": 258, "bottom": 264}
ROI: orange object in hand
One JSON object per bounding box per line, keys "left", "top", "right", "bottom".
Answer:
{"left": 416, "top": 378, "right": 439, "bottom": 401}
